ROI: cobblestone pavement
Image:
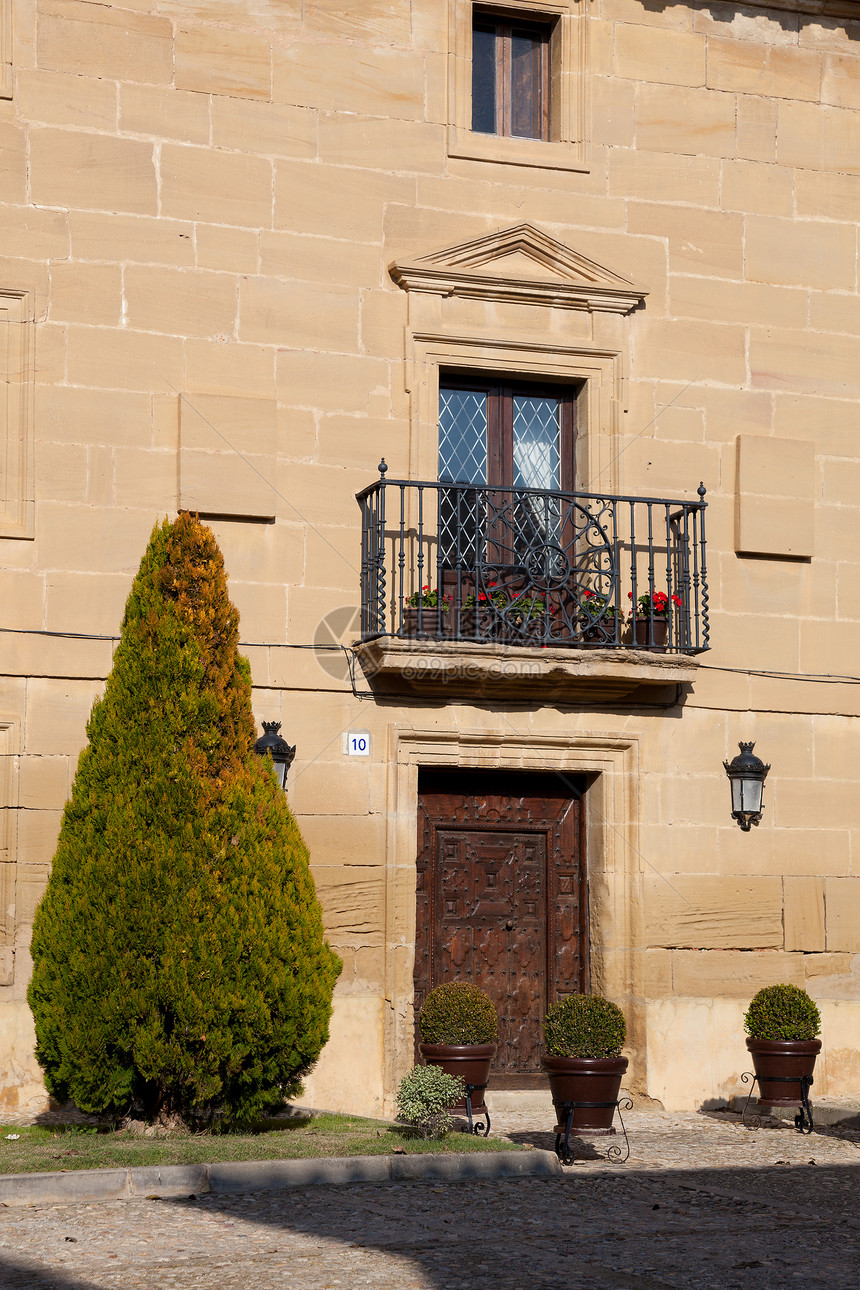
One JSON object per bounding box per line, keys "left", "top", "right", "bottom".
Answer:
{"left": 1, "top": 1109, "right": 858, "bottom": 1289}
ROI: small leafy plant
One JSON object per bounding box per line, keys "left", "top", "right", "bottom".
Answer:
{"left": 580, "top": 590, "right": 620, "bottom": 620}
{"left": 508, "top": 594, "right": 547, "bottom": 615}
{"left": 419, "top": 983, "right": 499, "bottom": 1046}
{"left": 464, "top": 583, "right": 508, "bottom": 609}
{"left": 465, "top": 587, "right": 546, "bottom": 616}
{"left": 744, "top": 984, "right": 821, "bottom": 1041}
{"left": 629, "top": 590, "right": 682, "bottom": 618}
{"left": 543, "top": 995, "right": 626, "bottom": 1059}
{"left": 406, "top": 586, "right": 451, "bottom": 610}
{"left": 395, "top": 1065, "right": 465, "bottom": 1139}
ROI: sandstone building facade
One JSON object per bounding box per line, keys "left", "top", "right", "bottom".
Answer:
{"left": 1, "top": 0, "right": 859, "bottom": 1116}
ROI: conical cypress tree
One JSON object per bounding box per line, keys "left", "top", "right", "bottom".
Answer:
{"left": 29, "top": 513, "right": 341, "bottom": 1126}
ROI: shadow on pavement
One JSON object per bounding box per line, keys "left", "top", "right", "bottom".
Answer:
{"left": 154, "top": 1158, "right": 859, "bottom": 1289}
{"left": 0, "top": 1253, "right": 103, "bottom": 1289}
{"left": 1, "top": 1154, "right": 858, "bottom": 1288}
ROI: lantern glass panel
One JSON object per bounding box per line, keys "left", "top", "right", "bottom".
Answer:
{"left": 743, "top": 776, "right": 764, "bottom": 815}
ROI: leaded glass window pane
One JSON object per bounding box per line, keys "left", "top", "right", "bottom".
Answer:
{"left": 439, "top": 387, "right": 488, "bottom": 484}
{"left": 513, "top": 395, "right": 561, "bottom": 490}
{"left": 438, "top": 386, "right": 488, "bottom": 568}
{"left": 513, "top": 394, "right": 562, "bottom": 549}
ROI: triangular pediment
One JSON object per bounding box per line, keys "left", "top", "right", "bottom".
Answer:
{"left": 390, "top": 224, "right": 647, "bottom": 314}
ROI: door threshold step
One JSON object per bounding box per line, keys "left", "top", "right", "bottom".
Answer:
{"left": 486, "top": 1089, "right": 550, "bottom": 1113}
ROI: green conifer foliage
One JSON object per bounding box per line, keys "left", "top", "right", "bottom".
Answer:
{"left": 28, "top": 514, "right": 341, "bottom": 1126}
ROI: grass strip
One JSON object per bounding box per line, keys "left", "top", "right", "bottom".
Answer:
{"left": 0, "top": 1113, "right": 523, "bottom": 1176}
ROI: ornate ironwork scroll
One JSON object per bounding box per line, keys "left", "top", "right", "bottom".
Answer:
{"left": 553, "top": 1094, "right": 633, "bottom": 1165}
{"left": 355, "top": 474, "right": 710, "bottom": 653}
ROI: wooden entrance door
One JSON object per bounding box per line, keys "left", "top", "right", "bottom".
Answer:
{"left": 415, "top": 770, "right": 588, "bottom": 1081}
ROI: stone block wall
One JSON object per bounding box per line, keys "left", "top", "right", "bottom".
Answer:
{"left": 0, "top": 0, "right": 858, "bottom": 1114}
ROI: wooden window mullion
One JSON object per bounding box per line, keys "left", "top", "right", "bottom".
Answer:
{"left": 487, "top": 385, "right": 505, "bottom": 488}
{"left": 498, "top": 24, "right": 510, "bottom": 137}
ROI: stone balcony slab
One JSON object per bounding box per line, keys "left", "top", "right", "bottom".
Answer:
{"left": 354, "top": 636, "right": 699, "bottom": 702}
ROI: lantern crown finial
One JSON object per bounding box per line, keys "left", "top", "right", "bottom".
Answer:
{"left": 254, "top": 719, "right": 296, "bottom": 790}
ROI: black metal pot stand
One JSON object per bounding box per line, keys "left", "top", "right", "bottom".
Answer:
{"left": 740, "top": 1071, "right": 815, "bottom": 1133}
{"left": 461, "top": 1082, "right": 491, "bottom": 1137}
{"left": 553, "top": 1094, "right": 633, "bottom": 1164}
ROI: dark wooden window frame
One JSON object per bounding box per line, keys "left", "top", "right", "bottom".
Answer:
{"left": 472, "top": 8, "right": 553, "bottom": 141}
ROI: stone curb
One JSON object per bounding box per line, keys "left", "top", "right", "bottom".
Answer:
{"left": 0, "top": 1149, "right": 561, "bottom": 1207}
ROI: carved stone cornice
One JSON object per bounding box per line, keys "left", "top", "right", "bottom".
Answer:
{"left": 390, "top": 223, "right": 647, "bottom": 315}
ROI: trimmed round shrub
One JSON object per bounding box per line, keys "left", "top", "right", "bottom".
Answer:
{"left": 28, "top": 513, "right": 342, "bottom": 1129}
{"left": 418, "top": 983, "right": 499, "bottom": 1045}
{"left": 395, "top": 1064, "right": 465, "bottom": 1139}
{"left": 744, "top": 984, "right": 821, "bottom": 1041}
{"left": 543, "top": 995, "right": 626, "bottom": 1059}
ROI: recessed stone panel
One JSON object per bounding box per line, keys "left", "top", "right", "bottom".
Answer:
{"left": 735, "top": 435, "right": 814, "bottom": 558}
{"left": 179, "top": 393, "right": 277, "bottom": 520}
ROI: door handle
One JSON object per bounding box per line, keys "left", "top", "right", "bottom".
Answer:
{"left": 505, "top": 919, "right": 514, "bottom": 930}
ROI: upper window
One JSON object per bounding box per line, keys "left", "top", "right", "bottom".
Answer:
{"left": 472, "top": 14, "right": 550, "bottom": 140}
{"left": 447, "top": 1, "right": 587, "bottom": 173}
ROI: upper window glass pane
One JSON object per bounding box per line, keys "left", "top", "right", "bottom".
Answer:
{"left": 513, "top": 395, "right": 561, "bottom": 490}
{"left": 472, "top": 24, "right": 497, "bottom": 134}
{"left": 439, "top": 387, "right": 488, "bottom": 485}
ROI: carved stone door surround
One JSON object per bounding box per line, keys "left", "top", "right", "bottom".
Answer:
{"left": 383, "top": 727, "right": 642, "bottom": 1112}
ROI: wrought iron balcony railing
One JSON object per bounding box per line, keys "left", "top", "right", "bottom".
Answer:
{"left": 356, "top": 464, "right": 709, "bottom": 654}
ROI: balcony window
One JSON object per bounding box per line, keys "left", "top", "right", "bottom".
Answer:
{"left": 439, "top": 379, "right": 575, "bottom": 489}
{"left": 438, "top": 378, "right": 576, "bottom": 580}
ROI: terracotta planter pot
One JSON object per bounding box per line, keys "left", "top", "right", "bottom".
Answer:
{"left": 633, "top": 617, "right": 668, "bottom": 648}
{"left": 442, "top": 609, "right": 477, "bottom": 639}
{"left": 504, "top": 613, "right": 548, "bottom": 643}
{"left": 471, "top": 607, "right": 505, "bottom": 640}
{"left": 746, "top": 1037, "right": 821, "bottom": 1107}
{"left": 401, "top": 607, "right": 446, "bottom": 638}
{"left": 419, "top": 1042, "right": 497, "bottom": 1114}
{"left": 542, "top": 1055, "right": 629, "bottom": 1134}
{"left": 579, "top": 618, "right": 620, "bottom": 648}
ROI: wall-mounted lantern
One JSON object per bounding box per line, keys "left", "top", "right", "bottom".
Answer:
{"left": 723, "top": 742, "right": 770, "bottom": 831}
{"left": 254, "top": 720, "right": 295, "bottom": 790}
